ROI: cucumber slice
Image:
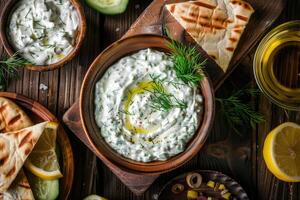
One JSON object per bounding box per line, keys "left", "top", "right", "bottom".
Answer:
{"left": 86, "top": 0, "right": 129, "bottom": 15}
{"left": 83, "top": 194, "right": 108, "bottom": 200}
{"left": 27, "top": 172, "right": 59, "bottom": 200}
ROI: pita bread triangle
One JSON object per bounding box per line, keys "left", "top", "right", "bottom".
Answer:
{"left": 0, "top": 170, "right": 35, "bottom": 200}
{"left": 166, "top": 0, "right": 254, "bottom": 72}
{"left": 0, "top": 97, "right": 35, "bottom": 199}
{"left": 0, "top": 122, "right": 48, "bottom": 193}
{"left": 0, "top": 97, "right": 33, "bottom": 133}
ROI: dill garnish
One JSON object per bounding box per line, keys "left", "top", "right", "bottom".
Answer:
{"left": 216, "top": 88, "right": 265, "bottom": 134}
{"left": 148, "top": 74, "right": 187, "bottom": 112}
{"left": 0, "top": 53, "right": 31, "bottom": 90}
{"left": 166, "top": 33, "right": 206, "bottom": 86}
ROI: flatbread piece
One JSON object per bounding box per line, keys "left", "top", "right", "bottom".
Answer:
{"left": 0, "top": 97, "right": 35, "bottom": 199}
{"left": 166, "top": 0, "right": 254, "bottom": 71}
{"left": 0, "top": 122, "right": 48, "bottom": 193}
{"left": 0, "top": 97, "right": 33, "bottom": 132}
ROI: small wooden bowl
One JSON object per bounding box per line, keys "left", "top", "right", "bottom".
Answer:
{"left": 80, "top": 34, "right": 215, "bottom": 174}
{"left": 0, "top": 0, "right": 86, "bottom": 72}
{"left": 0, "top": 92, "right": 74, "bottom": 200}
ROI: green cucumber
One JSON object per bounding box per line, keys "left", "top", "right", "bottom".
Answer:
{"left": 85, "top": 0, "right": 129, "bottom": 15}
{"left": 27, "top": 173, "right": 59, "bottom": 200}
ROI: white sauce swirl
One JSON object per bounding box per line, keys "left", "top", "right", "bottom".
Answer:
{"left": 8, "top": 0, "right": 79, "bottom": 65}
{"left": 94, "top": 49, "right": 203, "bottom": 162}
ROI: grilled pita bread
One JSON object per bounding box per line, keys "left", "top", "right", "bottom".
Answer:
{"left": 0, "top": 170, "right": 34, "bottom": 200}
{"left": 0, "top": 122, "right": 48, "bottom": 193}
{"left": 0, "top": 97, "right": 33, "bottom": 132}
{"left": 166, "top": 0, "right": 254, "bottom": 71}
{"left": 0, "top": 97, "right": 35, "bottom": 199}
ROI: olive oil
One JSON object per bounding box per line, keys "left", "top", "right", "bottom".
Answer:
{"left": 123, "top": 81, "right": 158, "bottom": 134}
{"left": 254, "top": 21, "right": 300, "bottom": 110}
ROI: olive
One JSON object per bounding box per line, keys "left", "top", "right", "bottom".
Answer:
{"left": 186, "top": 173, "right": 203, "bottom": 189}
{"left": 171, "top": 183, "right": 185, "bottom": 194}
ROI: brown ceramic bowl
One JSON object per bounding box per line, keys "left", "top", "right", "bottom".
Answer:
{"left": 80, "top": 34, "right": 215, "bottom": 174}
{"left": 0, "top": 0, "right": 86, "bottom": 72}
{"left": 0, "top": 92, "right": 74, "bottom": 200}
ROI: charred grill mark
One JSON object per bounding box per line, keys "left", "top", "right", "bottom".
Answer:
{"left": 0, "top": 143, "right": 4, "bottom": 151}
{"left": 6, "top": 165, "right": 16, "bottom": 177}
{"left": 193, "top": 2, "right": 216, "bottom": 9}
{"left": 186, "top": 27, "right": 201, "bottom": 34}
{"left": 234, "top": 24, "right": 243, "bottom": 28}
{"left": 203, "top": 23, "right": 225, "bottom": 30}
{"left": 243, "top": 3, "right": 252, "bottom": 10}
{"left": 0, "top": 154, "right": 8, "bottom": 166}
{"left": 24, "top": 147, "right": 31, "bottom": 156}
{"left": 236, "top": 14, "right": 248, "bottom": 21}
{"left": 18, "top": 131, "right": 32, "bottom": 148}
{"left": 18, "top": 183, "right": 31, "bottom": 189}
{"left": 229, "top": 37, "right": 238, "bottom": 42}
{"left": 231, "top": 0, "right": 252, "bottom": 10}
{"left": 181, "top": 16, "right": 197, "bottom": 23}
{"left": 0, "top": 105, "right": 7, "bottom": 114}
{"left": 213, "top": 25, "right": 224, "bottom": 30}
{"left": 213, "top": 16, "right": 231, "bottom": 27}
{"left": 169, "top": 4, "right": 175, "bottom": 13}
{"left": 231, "top": 0, "right": 242, "bottom": 5}
{"left": 234, "top": 29, "right": 242, "bottom": 33}
{"left": 209, "top": 55, "right": 217, "bottom": 60}
{"left": 201, "top": 15, "right": 209, "bottom": 20}
{"left": 8, "top": 114, "right": 21, "bottom": 126}
{"left": 226, "top": 47, "right": 235, "bottom": 52}
{"left": 189, "top": 11, "right": 198, "bottom": 18}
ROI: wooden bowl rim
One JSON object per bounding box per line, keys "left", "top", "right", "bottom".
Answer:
{"left": 0, "top": 92, "right": 74, "bottom": 200}
{"left": 0, "top": 0, "right": 86, "bottom": 72}
{"left": 80, "top": 34, "right": 215, "bottom": 174}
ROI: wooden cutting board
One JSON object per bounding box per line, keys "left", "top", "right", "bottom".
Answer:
{"left": 63, "top": 0, "right": 285, "bottom": 195}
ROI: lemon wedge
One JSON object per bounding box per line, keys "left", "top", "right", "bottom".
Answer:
{"left": 83, "top": 195, "right": 108, "bottom": 200}
{"left": 25, "top": 122, "right": 63, "bottom": 180}
{"left": 263, "top": 122, "right": 300, "bottom": 182}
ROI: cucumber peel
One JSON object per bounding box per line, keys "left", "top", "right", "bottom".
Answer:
{"left": 27, "top": 172, "right": 59, "bottom": 200}
{"left": 86, "top": 0, "right": 129, "bottom": 15}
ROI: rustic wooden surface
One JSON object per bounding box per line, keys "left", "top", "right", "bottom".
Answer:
{"left": 0, "top": 0, "right": 299, "bottom": 199}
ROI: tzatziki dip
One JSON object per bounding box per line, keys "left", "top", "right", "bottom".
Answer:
{"left": 94, "top": 49, "right": 203, "bottom": 162}
{"left": 8, "top": 0, "right": 79, "bottom": 65}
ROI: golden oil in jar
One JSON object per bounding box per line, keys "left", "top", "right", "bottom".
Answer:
{"left": 254, "top": 21, "right": 300, "bottom": 110}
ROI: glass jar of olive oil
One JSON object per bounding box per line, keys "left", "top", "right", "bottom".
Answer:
{"left": 254, "top": 21, "right": 300, "bottom": 111}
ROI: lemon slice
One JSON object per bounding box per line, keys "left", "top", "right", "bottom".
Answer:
{"left": 25, "top": 122, "right": 63, "bottom": 180}
{"left": 83, "top": 195, "right": 108, "bottom": 200}
{"left": 263, "top": 122, "right": 300, "bottom": 182}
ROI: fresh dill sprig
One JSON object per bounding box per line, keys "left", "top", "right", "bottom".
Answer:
{"left": 165, "top": 30, "right": 207, "bottom": 86}
{"left": 148, "top": 74, "right": 187, "bottom": 112}
{"left": 0, "top": 53, "right": 30, "bottom": 90}
{"left": 216, "top": 88, "right": 265, "bottom": 134}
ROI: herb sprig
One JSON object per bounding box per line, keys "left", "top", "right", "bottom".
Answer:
{"left": 147, "top": 75, "right": 187, "bottom": 112}
{"left": 166, "top": 33, "right": 207, "bottom": 86}
{"left": 0, "top": 53, "right": 30, "bottom": 90}
{"left": 216, "top": 88, "right": 265, "bottom": 134}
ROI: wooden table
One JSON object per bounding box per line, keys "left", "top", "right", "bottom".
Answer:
{"left": 1, "top": 0, "right": 299, "bottom": 199}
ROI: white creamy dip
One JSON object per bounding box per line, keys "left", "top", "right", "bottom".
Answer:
{"left": 8, "top": 0, "right": 79, "bottom": 65}
{"left": 94, "top": 49, "right": 203, "bottom": 162}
